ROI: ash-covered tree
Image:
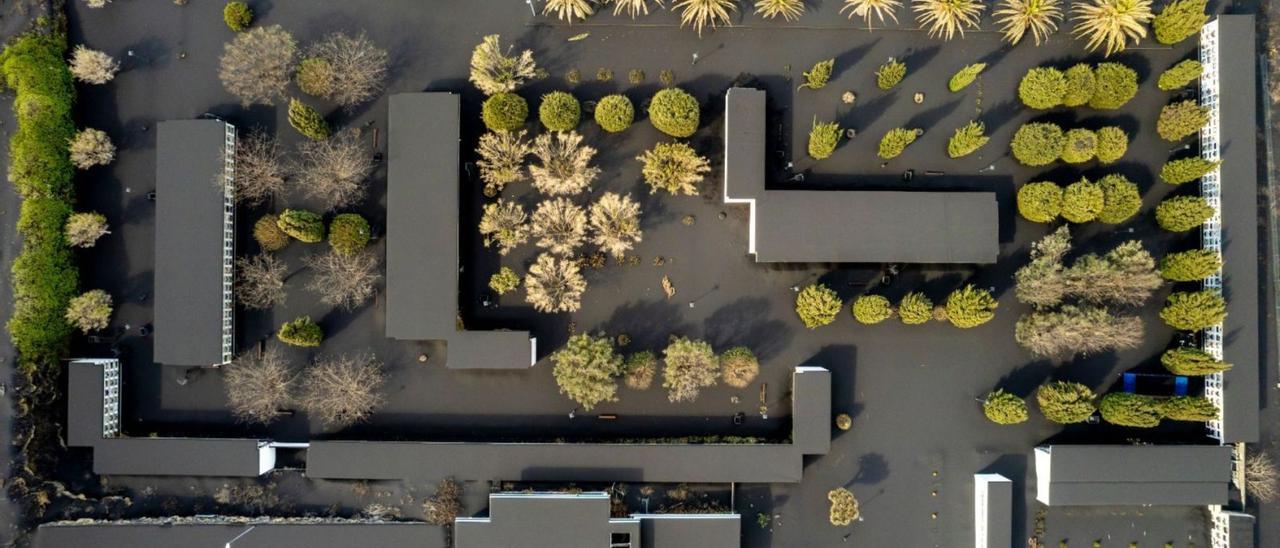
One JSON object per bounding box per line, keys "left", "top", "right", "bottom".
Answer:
{"left": 304, "top": 32, "right": 388, "bottom": 110}
{"left": 304, "top": 249, "right": 381, "bottom": 310}
{"left": 479, "top": 199, "right": 530, "bottom": 256}
{"left": 65, "top": 289, "right": 112, "bottom": 333}
{"left": 551, "top": 333, "right": 624, "bottom": 410}
{"left": 796, "top": 284, "right": 843, "bottom": 329}
{"left": 235, "top": 253, "right": 288, "bottom": 310}
{"left": 525, "top": 253, "right": 587, "bottom": 313}
{"left": 65, "top": 212, "right": 110, "bottom": 248}
{"left": 531, "top": 197, "right": 588, "bottom": 256}
{"left": 69, "top": 128, "right": 114, "bottom": 169}
{"left": 477, "top": 130, "right": 530, "bottom": 196}
{"left": 827, "top": 487, "right": 860, "bottom": 526}
{"left": 469, "top": 34, "right": 537, "bottom": 95}
{"left": 69, "top": 45, "right": 119, "bottom": 84}
{"left": 295, "top": 129, "right": 375, "bottom": 211}
{"left": 1015, "top": 305, "right": 1143, "bottom": 358}
{"left": 224, "top": 346, "right": 294, "bottom": 425}
{"left": 1036, "top": 381, "right": 1096, "bottom": 424}
{"left": 218, "top": 25, "right": 297, "bottom": 106}
{"left": 983, "top": 389, "right": 1029, "bottom": 425}
{"left": 1062, "top": 240, "right": 1162, "bottom": 306}
{"left": 300, "top": 353, "right": 386, "bottom": 429}
{"left": 1161, "top": 346, "right": 1231, "bottom": 375}
{"left": 530, "top": 131, "right": 600, "bottom": 196}
{"left": 662, "top": 336, "right": 719, "bottom": 403}
{"left": 589, "top": 192, "right": 643, "bottom": 259}
{"left": 234, "top": 130, "right": 288, "bottom": 206}
{"left": 638, "top": 141, "right": 711, "bottom": 196}
{"left": 1014, "top": 225, "right": 1071, "bottom": 307}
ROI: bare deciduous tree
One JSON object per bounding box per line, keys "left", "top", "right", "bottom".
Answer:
{"left": 224, "top": 347, "right": 295, "bottom": 425}
{"left": 300, "top": 353, "right": 385, "bottom": 429}
{"left": 69, "top": 128, "right": 115, "bottom": 169}
{"left": 477, "top": 130, "right": 530, "bottom": 195}
{"left": 235, "top": 253, "right": 288, "bottom": 310}
{"left": 69, "top": 45, "right": 119, "bottom": 84}
{"left": 525, "top": 253, "right": 587, "bottom": 313}
{"left": 296, "top": 129, "right": 374, "bottom": 211}
{"left": 1014, "top": 305, "right": 1143, "bottom": 358}
{"left": 479, "top": 198, "right": 529, "bottom": 255}
{"left": 530, "top": 131, "right": 600, "bottom": 196}
{"left": 589, "top": 192, "right": 642, "bottom": 259}
{"left": 304, "top": 249, "right": 381, "bottom": 310}
{"left": 233, "top": 130, "right": 288, "bottom": 206}
{"left": 218, "top": 25, "right": 297, "bottom": 106}
{"left": 531, "top": 197, "right": 587, "bottom": 256}
{"left": 306, "top": 32, "right": 389, "bottom": 110}
{"left": 1246, "top": 450, "right": 1279, "bottom": 503}
{"left": 469, "top": 34, "right": 537, "bottom": 95}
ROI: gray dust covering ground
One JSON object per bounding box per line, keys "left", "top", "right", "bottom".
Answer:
{"left": 39, "top": 0, "right": 1258, "bottom": 546}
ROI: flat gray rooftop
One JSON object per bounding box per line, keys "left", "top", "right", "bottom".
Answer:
{"left": 456, "top": 493, "right": 639, "bottom": 548}
{"left": 1035, "top": 445, "right": 1232, "bottom": 506}
{"left": 35, "top": 520, "right": 443, "bottom": 548}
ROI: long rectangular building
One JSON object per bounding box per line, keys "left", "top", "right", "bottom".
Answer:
{"left": 1034, "top": 445, "right": 1232, "bottom": 506}
{"left": 723, "top": 87, "right": 999, "bottom": 264}
{"left": 154, "top": 120, "right": 235, "bottom": 367}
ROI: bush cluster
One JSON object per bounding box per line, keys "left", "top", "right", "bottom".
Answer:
{"left": 851, "top": 295, "right": 893, "bottom": 325}
{"left": 1060, "top": 178, "right": 1104, "bottom": 223}
{"left": 1094, "top": 126, "right": 1129, "bottom": 164}
{"left": 277, "top": 209, "right": 326, "bottom": 242}
{"left": 328, "top": 213, "right": 370, "bottom": 255}
{"left": 1157, "top": 59, "right": 1202, "bottom": 91}
{"left": 948, "top": 62, "right": 985, "bottom": 92}
{"left": 2, "top": 28, "right": 79, "bottom": 373}
{"left": 278, "top": 316, "right": 323, "bottom": 347}
{"left": 1159, "top": 156, "right": 1220, "bottom": 185}
{"left": 878, "top": 128, "right": 920, "bottom": 160}
{"left": 1089, "top": 63, "right": 1138, "bottom": 110}
{"left": 1096, "top": 174, "right": 1141, "bottom": 224}
{"left": 648, "top": 88, "right": 700, "bottom": 138}
{"left": 1155, "top": 195, "right": 1214, "bottom": 232}
{"left": 1159, "top": 249, "right": 1221, "bottom": 281}
{"left": 1016, "top": 181, "right": 1063, "bottom": 223}
{"left": 223, "top": 1, "right": 254, "bottom": 31}
{"left": 1011, "top": 122, "right": 1064, "bottom": 166}
{"left": 1018, "top": 67, "right": 1066, "bottom": 109}
{"left": 1061, "top": 63, "right": 1096, "bottom": 107}
{"left": 1156, "top": 100, "right": 1209, "bottom": 142}
{"left": 482, "top": 92, "right": 529, "bottom": 131}
{"left": 594, "top": 94, "right": 634, "bottom": 133}
{"left": 539, "top": 91, "right": 581, "bottom": 132}
{"left": 1060, "top": 128, "right": 1097, "bottom": 164}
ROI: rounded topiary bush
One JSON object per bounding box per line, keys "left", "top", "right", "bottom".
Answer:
{"left": 720, "top": 346, "right": 759, "bottom": 389}
{"left": 1159, "top": 249, "right": 1221, "bottom": 282}
{"left": 1094, "top": 126, "right": 1129, "bottom": 164}
{"left": 594, "top": 94, "right": 634, "bottom": 133}
{"left": 1061, "top": 63, "right": 1096, "bottom": 107}
{"left": 223, "top": 1, "right": 253, "bottom": 32}
{"left": 624, "top": 351, "right": 657, "bottom": 390}
{"left": 1018, "top": 67, "right": 1067, "bottom": 109}
{"left": 1059, "top": 128, "right": 1097, "bottom": 164}
{"left": 1060, "top": 178, "right": 1104, "bottom": 223}
{"left": 278, "top": 316, "right": 323, "bottom": 347}
{"left": 277, "top": 209, "right": 325, "bottom": 243}
{"left": 296, "top": 58, "right": 335, "bottom": 97}
{"left": 254, "top": 214, "right": 290, "bottom": 251}
{"left": 1156, "top": 196, "right": 1214, "bottom": 232}
{"left": 851, "top": 295, "right": 893, "bottom": 325}
{"left": 1156, "top": 100, "right": 1209, "bottom": 142}
{"left": 288, "top": 98, "right": 331, "bottom": 140}
{"left": 648, "top": 88, "right": 700, "bottom": 138}
{"left": 539, "top": 91, "right": 581, "bottom": 132}
{"left": 328, "top": 213, "right": 371, "bottom": 255}
{"left": 1037, "top": 381, "right": 1096, "bottom": 424}
{"left": 1017, "top": 182, "right": 1063, "bottom": 223}
{"left": 1099, "top": 392, "right": 1163, "bottom": 428}
{"left": 1096, "top": 173, "right": 1142, "bottom": 224}
{"left": 1160, "top": 290, "right": 1226, "bottom": 331}
{"left": 1089, "top": 63, "right": 1139, "bottom": 109}
{"left": 482, "top": 92, "right": 529, "bottom": 132}
{"left": 897, "top": 292, "right": 933, "bottom": 325}
{"left": 983, "top": 389, "right": 1029, "bottom": 425}
{"left": 1160, "top": 396, "right": 1218, "bottom": 422}
{"left": 1161, "top": 346, "right": 1231, "bottom": 375}
{"left": 1160, "top": 157, "right": 1220, "bottom": 185}
{"left": 489, "top": 266, "right": 521, "bottom": 295}
{"left": 1158, "top": 59, "right": 1203, "bottom": 91}
{"left": 796, "top": 283, "right": 842, "bottom": 329}
{"left": 945, "top": 285, "right": 997, "bottom": 329}
{"left": 1011, "top": 122, "right": 1064, "bottom": 166}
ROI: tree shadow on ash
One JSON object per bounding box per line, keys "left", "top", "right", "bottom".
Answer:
{"left": 702, "top": 297, "right": 793, "bottom": 360}
{"left": 594, "top": 298, "right": 697, "bottom": 353}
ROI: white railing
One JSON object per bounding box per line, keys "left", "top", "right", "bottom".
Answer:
{"left": 1198, "top": 19, "right": 1225, "bottom": 442}
{"left": 102, "top": 359, "right": 120, "bottom": 438}
{"left": 220, "top": 123, "right": 237, "bottom": 366}
{"left": 1209, "top": 505, "right": 1231, "bottom": 548}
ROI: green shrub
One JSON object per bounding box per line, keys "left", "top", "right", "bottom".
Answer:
{"left": 983, "top": 389, "right": 1028, "bottom": 425}
{"left": 1161, "top": 346, "right": 1231, "bottom": 375}
{"left": 1061, "top": 178, "right": 1104, "bottom": 223}
{"left": 1153, "top": 0, "right": 1208, "bottom": 45}
{"left": 1011, "top": 122, "right": 1063, "bottom": 166}
{"left": 552, "top": 333, "right": 623, "bottom": 409}
{"left": 1089, "top": 63, "right": 1138, "bottom": 110}
{"left": 278, "top": 316, "right": 323, "bottom": 347}
{"left": 1159, "top": 249, "right": 1221, "bottom": 281}
{"left": 1100, "top": 392, "right": 1162, "bottom": 428}
{"left": 945, "top": 285, "right": 997, "bottom": 328}
{"left": 18, "top": 198, "right": 72, "bottom": 247}
{"left": 878, "top": 128, "right": 920, "bottom": 160}
{"left": 254, "top": 214, "right": 290, "bottom": 251}
{"left": 1061, "top": 63, "right": 1097, "bottom": 107}
{"left": 277, "top": 209, "right": 325, "bottom": 243}
{"left": 1059, "top": 128, "right": 1096, "bottom": 164}
{"left": 1160, "top": 290, "right": 1226, "bottom": 331}
{"left": 489, "top": 266, "right": 521, "bottom": 295}
{"left": 948, "top": 62, "right": 985, "bottom": 92}
{"left": 1160, "top": 156, "right": 1220, "bottom": 185}
{"left": 1017, "top": 182, "right": 1063, "bottom": 223}
{"left": 796, "top": 284, "right": 842, "bottom": 329}
{"left": 808, "top": 118, "right": 842, "bottom": 160}
{"left": 328, "top": 213, "right": 370, "bottom": 255}
{"left": 1159, "top": 396, "right": 1218, "bottom": 422}
{"left": 1157, "top": 59, "right": 1203, "bottom": 91}
{"left": 288, "top": 98, "right": 330, "bottom": 140}
{"left": 1096, "top": 174, "right": 1141, "bottom": 224}
{"left": 947, "top": 121, "right": 988, "bottom": 158}
{"left": 624, "top": 350, "right": 657, "bottom": 390}
{"left": 482, "top": 92, "right": 529, "bottom": 131}
{"left": 1156, "top": 100, "right": 1209, "bottom": 141}
{"left": 594, "top": 94, "right": 634, "bottom": 133}
{"left": 539, "top": 91, "right": 581, "bottom": 132}
{"left": 1094, "top": 126, "right": 1129, "bottom": 164}
{"left": 897, "top": 292, "right": 933, "bottom": 325}
{"left": 296, "top": 58, "right": 334, "bottom": 97}
{"left": 875, "top": 58, "right": 906, "bottom": 90}
{"left": 648, "top": 87, "right": 700, "bottom": 138}
{"left": 223, "top": 1, "right": 253, "bottom": 32}
{"left": 1036, "top": 381, "right": 1096, "bottom": 424}
{"left": 1156, "top": 196, "right": 1213, "bottom": 232}
{"left": 851, "top": 295, "right": 893, "bottom": 325}
{"left": 1018, "top": 67, "right": 1066, "bottom": 109}
{"left": 799, "top": 58, "right": 834, "bottom": 90}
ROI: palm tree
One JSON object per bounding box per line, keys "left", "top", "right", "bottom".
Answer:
{"left": 841, "top": 0, "right": 903, "bottom": 27}
{"left": 755, "top": 0, "right": 806, "bottom": 21}
{"left": 1070, "top": 0, "right": 1153, "bottom": 56}
{"left": 672, "top": 0, "right": 738, "bottom": 36}
{"left": 543, "top": 0, "right": 595, "bottom": 22}
{"left": 611, "top": 0, "right": 665, "bottom": 18}
{"left": 994, "top": 0, "right": 1063, "bottom": 45}
{"left": 912, "top": 0, "right": 986, "bottom": 40}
